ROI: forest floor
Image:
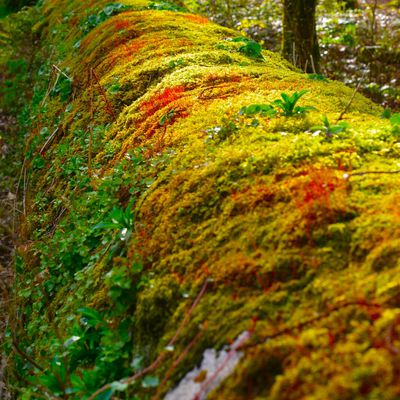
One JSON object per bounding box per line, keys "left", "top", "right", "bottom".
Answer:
{"left": 0, "top": 108, "right": 17, "bottom": 400}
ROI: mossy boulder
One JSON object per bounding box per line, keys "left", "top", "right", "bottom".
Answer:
{"left": 3, "top": 0, "right": 400, "bottom": 399}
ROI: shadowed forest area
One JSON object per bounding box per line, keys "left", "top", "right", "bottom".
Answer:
{"left": 1, "top": 0, "right": 400, "bottom": 399}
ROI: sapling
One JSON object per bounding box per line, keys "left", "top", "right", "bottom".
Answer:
{"left": 272, "top": 90, "right": 316, "bottom": 116}
{"left": 310, "top": 115, "right": 349, "bottom": 139}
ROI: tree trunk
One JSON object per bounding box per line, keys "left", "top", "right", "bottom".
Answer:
{"left": 282, "top": 0, "right": 320, "bottom": 73}
{"left": 343, "top": 0, "right": 359, "bottom": 9}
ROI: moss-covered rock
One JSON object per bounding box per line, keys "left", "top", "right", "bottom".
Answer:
{"left": 3, "top": 0, "right": 400, "bottom": 399}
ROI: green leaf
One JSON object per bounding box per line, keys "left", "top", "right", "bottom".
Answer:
{"left": 307, "top": 73, "right": 328, "bottom": 82}
{"left": 381, "top": 108, "right": 392, "bottom": 119}
{"left": 231, "top": 36, "right": 249, "bottom": 43}
{"left": 142, "top": 375, "right": 159, "bottom": 388}
{"left": 110, "top": 381, "right": 129, "bottom": 391}
{"left": 239, "top": 104, "right": 275, "bottom": 117}
{"left": 93, "top": 389, "right": 113, "bottom": 400}
{"left": 32, "top": 154, "right": 45, "bottom": 169}
{"left": 131, "top": 355, "right": 144, "bottom": 371}
{"left": 329, "top": 125, "right": 345, "bottom": 134}
{"left": 148, "top": 1, "right": 185, "bottom": 11}
{"left": 390, "top": 113, "right": 400, "bottom": 126}
{"left": 63, "top": 335, "right": 81, "bottom": 348}
{"left": 77, "top": 307, "right": 104, "bottom": 327}
{"left": 321, "top": 115, "right": 330, "bottom": 127}
{"left": 239, "top": 40, "right": 262, "bottom": 59}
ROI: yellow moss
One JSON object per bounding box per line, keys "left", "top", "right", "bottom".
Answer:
{"left": 12, "top": 0, "right": 400, "bottom": 399}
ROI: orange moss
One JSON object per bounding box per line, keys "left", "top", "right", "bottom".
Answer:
{"left": 289, "top": 166, "right": 349, "bottom": 230}
{"left": 113, "top": 19, "right": 131, "bottom": 31}
{"left": 184, "top": 14, "right": 210, "bottom": 24}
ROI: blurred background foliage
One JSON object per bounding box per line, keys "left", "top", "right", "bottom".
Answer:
{"left": 0, "top": 0, "right": 399, "bottom": 109}
{"left": 183, "top": 0, "right": 400, "bottom": 110}
{"left": 0, "top": 0, "right": 37, "bottom": 16}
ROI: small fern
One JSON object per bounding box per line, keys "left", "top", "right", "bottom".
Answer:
{"left": 272, "top": 90, "right": 316, "bottom": 116}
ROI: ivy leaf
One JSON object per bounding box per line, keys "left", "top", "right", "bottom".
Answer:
{"left": 110, "top": 381, "right": 129, "bottom": 391}
{"left": 142, "top": 375, "right": 159, "bottom": 388}
{"left": 390, "top": 113, "right": 400, "bottom": 126}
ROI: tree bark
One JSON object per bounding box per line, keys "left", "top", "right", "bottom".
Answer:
{"left": 282, "top": 0, "right": 320, "bottom": 73}
{"left": 343, "top": 0, "right": 359, "bottom": 9}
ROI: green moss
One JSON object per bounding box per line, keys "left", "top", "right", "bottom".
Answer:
{"left": 5, "top": 0, "right": 400, "bottom": 399}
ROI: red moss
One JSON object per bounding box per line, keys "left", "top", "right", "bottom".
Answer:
{"left": 290, "top": 167, "right": 348, "bottom": 231}
{"left": 113, "top": 19, "right": 131, "bottom": 31}
{"left": 122, "top": 40, "right": 147, "bottom": 60}
{"left": 140, "top": 86, "right": 186, "bottom": 117}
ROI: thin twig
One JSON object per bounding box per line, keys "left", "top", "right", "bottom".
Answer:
{"left": 239, "top": 300, "right": 381, "bottom": 351}
{"left": 310, "top": 54, "right": 316, "bottom": 74}
{"left": 87, "top": 279, "right": 209, "bottom": 400}
{"left": 22, "top": 166, "right": 27, "bottom": 216}
{"left": 88, "top": 68, "right": 94, "bottom": 177}
{"left": 336, "top": 71, "right": 366, "bottom": 123}
{"left": 13, "top": 156, "right": 26, "bottom": 235}
{"left": 152, "top": 331, "right": 204, "bottom": 400}
{"left": 52, "top": 64, "right": 72, "bottom": 81}
{"left": 343, "top": 169, "right": 400, "bottom": 180}
{"left": 192, "top": 331, "right": 252, "bottom": 400}
{"left": 40, "top": 68, "right": 58, "bottom": 108}
{"left": 91, "top": 69, "right": 116, "bottom": 121}
{"left": 12, "top": 340, "right": 43, "bottom": 372}
{"left": 39, "top": 127, "right": 59, "bottom": 155}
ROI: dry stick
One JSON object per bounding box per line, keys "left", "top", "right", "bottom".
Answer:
{"left": 310, "top": 54, "right": 316, "bottom": 74}
{"left": 52, "top": 64, "right": 72, "bottom": 81}
{"left": 39, "top": 127, "right": 59, "bottom": 155}
{"left": 13, "top": 158, "right": 26, "bottom": 234}
{"left": 22, "top": 166, "right": 27, "bottom": 216}
{"left": 12, "top": 339, "right": 43, "bottom": 372}
{"left": 292, "top": 42, "right": 297, "bottom": 67}
{"left": 304, "top": 59, "right": 309, "bottom": 73}
{"left": 344, "top": 169, "right": 400, "bottom": 180}
{"left": 40, "top": 64, "right": 72, "bottom": 108}
{"left": 91, "top": 69, "right": 117, "bottom": 121}
{"left": 336, "top": 71, "right": 366, "bottom": 123}
{"left": 87, "top": 279, "right": 209, "bottom": 400}
{"left": 88, "top": 68, "right": 94, "bottom": 177}
{"left": 40, "top": 69, "right": 59, "bottom": 108}
{"left": 239, "top": 300, "right": 381, "bottom": 352}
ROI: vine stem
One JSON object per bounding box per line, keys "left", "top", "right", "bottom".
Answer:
{"left": 238, "top": 300, "right": 382, "bottom": 351}
{"left": 88, "top": 68, "right": 94, "bottom": 178}
{"left": 335, "top": 70, "right": 367, "bottom": 123}
{"left": 343, "top": 169, "right": 400, "bottom": 180}
{"left": 151, "top": 330, "right": 204, "bottom": 400}
{"left": 87, "top": 279, "right": 209, "bottom": 400}
{"left": 192, "top": 318, "right": 257, "bottom": 400}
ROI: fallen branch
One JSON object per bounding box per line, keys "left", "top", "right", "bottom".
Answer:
{"left": 239, "top": 300, "right": 382, "bottom": 351}
{"left": 343, "top": 169, "right": 400, "bottom": 180}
